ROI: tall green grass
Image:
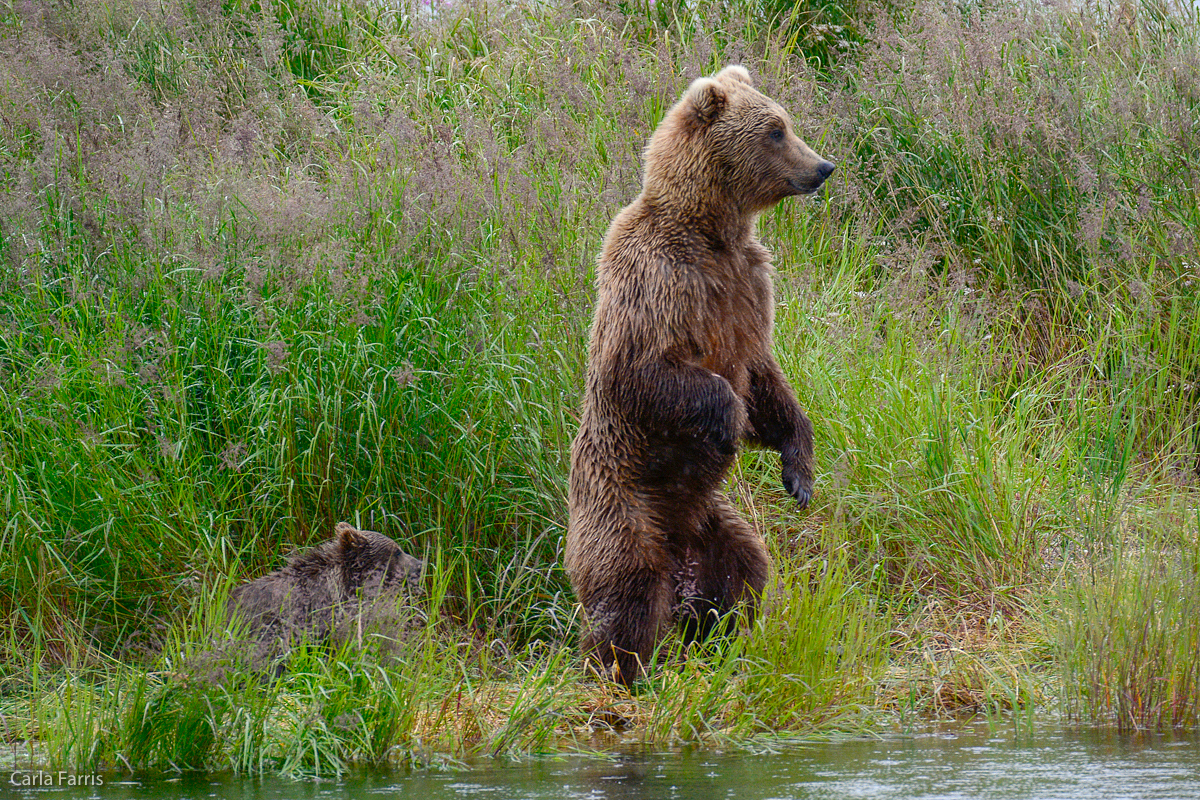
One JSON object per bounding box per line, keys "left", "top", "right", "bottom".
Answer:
{"left": 1056, "top": 503, "right": 1200, "bottom": 730}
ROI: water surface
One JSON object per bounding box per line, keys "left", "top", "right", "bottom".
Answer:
{"left": 8, "top": 723, "right": 1199, "bottom": 799}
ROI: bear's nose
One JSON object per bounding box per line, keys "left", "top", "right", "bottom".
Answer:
{"left": 817, "top": 160, "right": 836, "bottom": 180}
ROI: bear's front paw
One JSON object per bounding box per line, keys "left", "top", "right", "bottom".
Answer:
{"left": 697, "top": 372, "right": 745, "bottom": 456}
{"left": 783, "top": 468, "right": 813, "bottom": 509}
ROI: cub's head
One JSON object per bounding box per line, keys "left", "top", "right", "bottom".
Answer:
{"left": 643, "top": 65, "right": 835, "bottom": 214}
{"left": 334, "top": 522, "right": 424, "bottom": 596}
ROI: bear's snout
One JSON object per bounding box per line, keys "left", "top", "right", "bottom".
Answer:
{"left": 787, "top": 161, "right": 835, "bottom": 194}
{"left": 790, "top": 158, "right": 836, "bottom": 195}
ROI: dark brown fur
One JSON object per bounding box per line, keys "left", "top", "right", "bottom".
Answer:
{"left": 227, "top": 522, "right": 424, "bottom": 663}
{"left": 566, "top": 65, "right": 835, "bottom": 685}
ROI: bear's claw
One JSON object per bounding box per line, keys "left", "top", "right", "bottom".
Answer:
{"left": 784, "top": 473, "right": 812, "bottom": 509}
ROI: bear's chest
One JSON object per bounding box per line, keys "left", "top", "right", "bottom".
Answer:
{"left": 694, "top": 260, "right": 773, "bottom": 390}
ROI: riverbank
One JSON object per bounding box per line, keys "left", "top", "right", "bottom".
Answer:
{"left": 2, "top": 0, "right": 1199, "bottom": 775}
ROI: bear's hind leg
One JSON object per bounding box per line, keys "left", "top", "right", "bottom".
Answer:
{"left": 581, "top": 568, "right": 675, "bottom": 686}
{"left": 677, "top": 502, "right": 770, "bottom": 647}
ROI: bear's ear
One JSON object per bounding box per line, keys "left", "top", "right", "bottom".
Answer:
{"left": 335, "top": 522, "right": 366, "bottom": 554}
{"left": 686, "top": 77, "right": 727, "bottom": 125}
{"left": 715, "top": 64, "right": 753, "bottom": 86}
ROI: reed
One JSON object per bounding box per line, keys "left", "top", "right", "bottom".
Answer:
{"left": 1056, "top": 504, "right": 1200, "bottom": 731}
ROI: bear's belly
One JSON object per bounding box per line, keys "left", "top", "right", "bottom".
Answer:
{"left": 638, "top": 430, "right": 737, "bottom": 503}
{"left": 572, "top": 420, "right": 733, "bottom": 511}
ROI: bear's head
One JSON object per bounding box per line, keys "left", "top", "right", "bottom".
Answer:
{"left": 334, "top": 522, "right": 425, "bottom": 597}
{"left": 642, "top": 65, "right": 835, "bottom": 217}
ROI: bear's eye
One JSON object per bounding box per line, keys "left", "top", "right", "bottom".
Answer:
{"left": 769, "top": 128, "right": 785, "bottom": 142}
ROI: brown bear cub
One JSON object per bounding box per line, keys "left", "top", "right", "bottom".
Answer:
{"left": 566, "top": 65, "right": 834, "bottom": 686}
{"left": 227, "top": 522, "right": 424, "bottom": 662}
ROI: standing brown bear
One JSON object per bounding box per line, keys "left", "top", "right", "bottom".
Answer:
{"left": 566, "top": 65, "right": 835, "bottom": 685}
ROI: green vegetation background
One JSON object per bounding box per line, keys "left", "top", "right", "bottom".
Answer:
{"left": 1, "top": 0, "right": 1199, "bottom": 776}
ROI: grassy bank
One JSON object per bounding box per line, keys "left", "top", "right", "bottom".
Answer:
{"left": 1, "top": 0, "right": 1198, "bottom": 775}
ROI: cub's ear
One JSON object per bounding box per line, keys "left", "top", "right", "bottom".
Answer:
{"left": 715, "top": 64, "right": 753, "bottom": 86}
{"left": 686, "top": 77, "right": 727, "bottom": 125}
{"left": 335, "top": 522, "right": 366, "bottom": 553}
